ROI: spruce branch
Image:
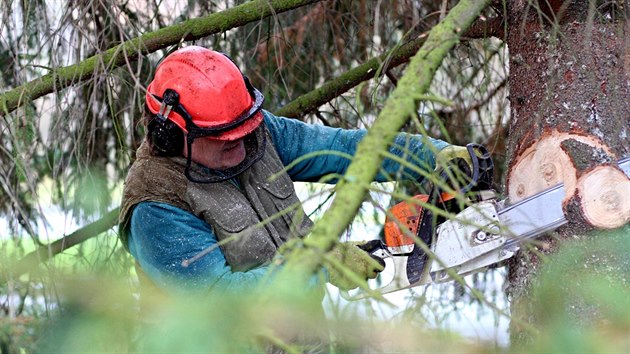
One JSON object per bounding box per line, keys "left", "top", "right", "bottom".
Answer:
{"left": 0, "top": 0, "right": 322, "bottom": 116}
{"left": 276, "top": 0, "right": 493, "bottom": 289}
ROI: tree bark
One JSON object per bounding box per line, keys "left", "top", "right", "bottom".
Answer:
{"left": 505, "top": 0, "right": 630, "bottom": 343}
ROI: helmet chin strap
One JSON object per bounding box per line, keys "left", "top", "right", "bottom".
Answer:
{"left": 182, "top": 125, "right": 267, "bottom": 183}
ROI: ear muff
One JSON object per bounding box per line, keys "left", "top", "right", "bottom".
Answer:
{"left": 147, "top": 115, "right": 184, "bottom": 157}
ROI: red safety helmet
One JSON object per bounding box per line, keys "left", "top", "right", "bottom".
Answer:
{"left": 145, "top": 46, "right": 264, "bottom": 141}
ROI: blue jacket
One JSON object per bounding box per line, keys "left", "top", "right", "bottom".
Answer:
{"left": 127, "top": 111, "right": 448, "bottom": 294}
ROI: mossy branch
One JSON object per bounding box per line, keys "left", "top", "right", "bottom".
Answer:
{"left": 274, "top": 16, "right": 498, "bottom": 119}
{"left": 2, "top": 208, "right": 119, "bottom": 284}
{"left": 275, "top": 36, "right": 429, "bottom": 119}
{"left": 0, "top": 0, "right": 322, "bottom": 116}
{"left": 277, "top": 0, "right": 492, "bottom": 284}
{"left": 0, "top": 30, "right": 419, "bottom": 283}
{"left": 5, "top": 0, "right": 492, "bottom": 284}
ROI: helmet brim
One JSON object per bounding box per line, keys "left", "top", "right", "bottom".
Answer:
{"left": 204, "top": 110, "right": 264, "bottom": 141}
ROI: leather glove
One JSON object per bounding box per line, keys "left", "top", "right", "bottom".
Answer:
{"left": 325, "top": 240, "right": 386, "bottom": 291}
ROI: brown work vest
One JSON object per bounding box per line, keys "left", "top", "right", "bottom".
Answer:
{"left": 119, "top": 129, "right": 313, "bottom": 271}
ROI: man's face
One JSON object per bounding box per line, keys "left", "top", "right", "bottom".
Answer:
{"left": 184, "top": 136, "right": 247, "bottom": 170}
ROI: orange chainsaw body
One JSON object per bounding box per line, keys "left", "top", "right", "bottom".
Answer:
{"left": 384, "top": 192, "right": 456, "bottom": 254}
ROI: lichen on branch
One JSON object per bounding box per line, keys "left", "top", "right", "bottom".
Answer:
{"left": 276, "top": 0, "right": 493, "bottom": 286}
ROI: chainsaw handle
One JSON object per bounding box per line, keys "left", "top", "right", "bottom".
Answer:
{"left": 464, "top": 143, "right": 494, "bottom": 193}
{"left": 339, "top": 237, "right": 435, "bottom": 300}
{"left": 434, "top": 143, "right": 493, "bottom": 202}
{"left": 358, "top": 239, "right": 392, "bottom": 262}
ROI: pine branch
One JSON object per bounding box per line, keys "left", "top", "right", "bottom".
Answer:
{"left": 2, "top": 208, "right": 119, "bottom": 283}
{"left": 274, "top": 36, "right": 428, "bottom": 119}
{"left": 5, "top": 1, "right": 497, "bottom": 283}
{"left": 275, "top": 15, "right": 501, "bottom": 119}
{"left": 0, "top": 0, "right": 322, "bottom": 117}
{"left": 276, "top": 0, "right": 493, "bottom": 287}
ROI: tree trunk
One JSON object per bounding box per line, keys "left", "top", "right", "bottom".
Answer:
{"left": 505, "top": 0, "right": 630, "bottom": 343}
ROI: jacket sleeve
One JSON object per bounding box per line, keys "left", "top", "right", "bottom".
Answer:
{"left": 262, "top": 111, "right": 450, "bottom": 183}
{"left": 127, "top": 201, "right": 271, "bottom": 295}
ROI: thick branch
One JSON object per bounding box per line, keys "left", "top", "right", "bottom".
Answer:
{"left": 275, "top": 37, "right": 429, "bottom": 119}
{"left": 0, "top": 25, "right": 441, "bottom": 283}
{"left": 507, "top": 130, "right": 614, "bottom": 203}
{"left": 278, "top": 0, "right": 492, "bottom": 283}
{"left": 559, "top": 140, "right": 629, "bottom": 230}
{"left": 571, "top": 166, "right": 630, "bottom": 229}
{"left": 275, "top": 16, "right": 500, "bottom": 119}
{"left": 2, "top": 208, "right": 119, "bottom": 283}
{"left": 0, "top": 0, "right": 322, "bottom": 116}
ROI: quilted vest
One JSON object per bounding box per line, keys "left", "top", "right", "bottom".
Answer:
{"left": 119, "top": 128, "right": 313, "bottom": 271}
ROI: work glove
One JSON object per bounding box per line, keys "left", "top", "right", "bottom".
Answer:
{"left": 435, "top": 145, "right": 472, "bottom": 172}
{"left": 325, "top": 240, "right": 386, "bottom": 291}
{"left": 434, "top": 145, "right": 474, "bottom": 190}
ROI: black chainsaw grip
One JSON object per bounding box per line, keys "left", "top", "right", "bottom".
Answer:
{"left": 407, "top": 145, "right": 494, "bottom": 287}
{"left": 435, "top": 143, "right": 493, "bottom": 198}
{"left": 466, "top": 143, "right": 494, "bottom": 192}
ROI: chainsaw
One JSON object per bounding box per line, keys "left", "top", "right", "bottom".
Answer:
{"left": 355, "top": 144, "right": 630, "bottom": 297}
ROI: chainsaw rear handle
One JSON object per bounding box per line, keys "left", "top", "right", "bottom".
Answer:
{"left": 466, "top": 143, "right": 494, "bottom": 192}
{"left": 434, "top": 143, "right": 493, "bottom": 204}
{"left": 339, "top": 253, "right": 425, "bottom": 300}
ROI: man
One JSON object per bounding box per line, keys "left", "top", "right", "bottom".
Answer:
{"left": 119, "top": 46, "right": 465, "bottom": 296}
